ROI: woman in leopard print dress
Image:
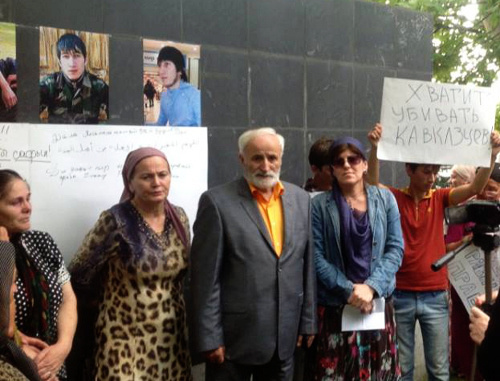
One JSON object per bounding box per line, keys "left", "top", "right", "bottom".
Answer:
{"left": 69, "top": 147, "right": 192, "bottom": 381}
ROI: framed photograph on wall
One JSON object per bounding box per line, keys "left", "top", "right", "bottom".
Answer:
{"left": 39, "top": 26, "right": 109, "bottom": 124}
{"left": 143, "top": 39, "right": 201, "bottom": 126}
{"left": 0, "top": 22, "right": 17, "bottom": 122}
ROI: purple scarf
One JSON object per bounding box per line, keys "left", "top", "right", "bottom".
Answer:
{"left": 332, "top": 185, "right": 372, "bottom": 283}
{"left": 120, "top": 147, "right": 189, "bottom": 249}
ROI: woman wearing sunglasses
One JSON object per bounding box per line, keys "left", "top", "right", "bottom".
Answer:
{"left": 311, "top": 137, "right": 404, "bottom": 380}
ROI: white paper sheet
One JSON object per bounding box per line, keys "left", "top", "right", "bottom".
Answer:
{"left": 379, "top": 77, "right": 496, "bottom": 166}
{"left": 341, "top": 297, "right": 385, "bottom": 332}
{"left": 448, "top": 242, "right": 500, "bottom": 311}
{"left": 0, "top": 124, "right": 208, "bottom": 261}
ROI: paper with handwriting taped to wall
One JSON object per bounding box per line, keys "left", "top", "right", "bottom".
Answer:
{"left": 0, "top": 123, "right": 207, "bottom": 260}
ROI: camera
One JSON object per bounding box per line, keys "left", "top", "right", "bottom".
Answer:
{"left": 432, "top": 200, "right": 500, "bottom": 272}
{"left": 445, "top": 200, "right": 500, "bottom": 227}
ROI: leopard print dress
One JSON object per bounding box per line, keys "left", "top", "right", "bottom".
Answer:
{"left": 69, "top": 201, "right": 192, "bottom": 381}
{"left": 0, "top": 356, "right": 30, "bottom": 381}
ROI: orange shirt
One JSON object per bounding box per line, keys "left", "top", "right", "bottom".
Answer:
{"left": 389, "top": 186, "right": 452, "bottom": 291}
{"left": 249, "top": 182, "right": 284, "bottom": 256}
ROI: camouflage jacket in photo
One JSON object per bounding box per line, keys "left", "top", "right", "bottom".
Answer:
{"left": 39, "top": 71, "right": 109, "bottom": 124}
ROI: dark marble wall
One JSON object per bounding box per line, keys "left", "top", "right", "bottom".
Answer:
{"left": 2, "top": 0, "right": 433, "bottom": 188}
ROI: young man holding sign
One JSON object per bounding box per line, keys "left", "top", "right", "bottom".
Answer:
{"left": 367, "top": 123, "right": 500, "bottom": 381}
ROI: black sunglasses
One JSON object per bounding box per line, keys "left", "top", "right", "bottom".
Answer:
{"left": 332, "top": 155, "right": 362, "bottom": 168}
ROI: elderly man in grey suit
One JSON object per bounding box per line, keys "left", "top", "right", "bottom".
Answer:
{"left": 190, "top": 127, "right": 317, "bottom": 381}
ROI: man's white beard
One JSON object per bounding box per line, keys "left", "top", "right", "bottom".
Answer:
{"left": 245, "top": 169, "right": 280, "bottom": 191}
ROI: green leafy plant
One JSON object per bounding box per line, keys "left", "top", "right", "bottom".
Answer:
{"left": 373, "top": 0, "right": 500, "bottom": 129}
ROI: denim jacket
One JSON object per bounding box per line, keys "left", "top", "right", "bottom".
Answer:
{"left": 311, "top": 185, "right": 404, "bottom": 307}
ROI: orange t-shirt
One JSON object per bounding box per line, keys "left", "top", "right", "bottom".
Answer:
{"left": 390, "top": 187, "right": 452, "bottom": 291}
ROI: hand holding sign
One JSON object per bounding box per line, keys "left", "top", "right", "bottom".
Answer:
{"left": 491, "top": 131, "right": 500, "bottom": 158}
{"left": 368, "top": 123, "right": 382, "bottom": 148}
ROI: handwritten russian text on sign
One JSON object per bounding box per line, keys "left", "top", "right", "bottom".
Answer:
{"left": 448, "top": 244, "right": 500, "bottom": 311}
{"left": 379, "top": 78, "right": 496, "bottom": 166}
{"left": 0, "top": 124, "right": 208, "bottom": 261}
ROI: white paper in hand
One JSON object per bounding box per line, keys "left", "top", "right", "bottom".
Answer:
{"left": 341, "top": 297, "right": 385, "bottom": 332}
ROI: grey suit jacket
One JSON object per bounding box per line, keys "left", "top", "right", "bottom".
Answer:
{"left": 189, "top": 177, "right": 317, "bottom": 364}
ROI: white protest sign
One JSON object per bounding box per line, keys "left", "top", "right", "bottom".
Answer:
{"left": 448, "top": 244, "right": 500, "bottom": 311}
{"left": 379, "top": 78, "right": 496, "bottom": 166}
{"left": 0, "top": 124, "right": 207, "bottom": 261}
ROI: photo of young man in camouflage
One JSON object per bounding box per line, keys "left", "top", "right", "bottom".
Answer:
{"left": 40, "top": 33, "right": 108, "bottom": 124}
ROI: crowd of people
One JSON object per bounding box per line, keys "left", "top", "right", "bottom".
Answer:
{"left": 0, "top": 125, "right": 499, "bottom": 381}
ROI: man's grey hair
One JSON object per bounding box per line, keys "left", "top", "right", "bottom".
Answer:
{"left": 238, "top": 128, "right": 285, "bottom": 155}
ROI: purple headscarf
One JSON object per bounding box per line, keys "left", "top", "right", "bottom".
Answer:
{"left": 120, "top": 147, "right": 188, "bottom": 248}
{"left": 330, "top": 137, "right": 366, "bottom": 160}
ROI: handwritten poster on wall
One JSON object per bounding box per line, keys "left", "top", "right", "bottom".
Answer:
{"left": 448, "top": 244, "right": 500, "bottom": 311}
{"left": 378, "top": 78, "right": 496, "bottom": 166}
{"left": 0, "top": 124, "right": 207, "bottom": 260}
